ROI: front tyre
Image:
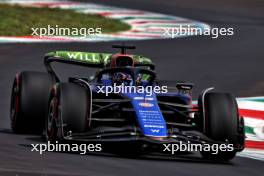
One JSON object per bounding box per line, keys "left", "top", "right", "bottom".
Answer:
{"left": 46, "top": 83, "right": 90, "bottom": 142}
{"left": 198, "top": 92, "right": 243, "bottom": 161}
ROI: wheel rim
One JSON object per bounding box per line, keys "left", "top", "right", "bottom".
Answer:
{"left": 47, "top": 96, "right": 58, "bottom": 142}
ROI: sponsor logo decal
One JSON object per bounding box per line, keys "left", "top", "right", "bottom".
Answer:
{"left": 134, "top": 97, "right": 154, "bottom": 101}
{"left": 134, "top": 97, "right": 143, "bottom": 100}
{"left": 151, "top": 129, "right": 160, "bottom": 133}
{"left": 139, "top": 102, "right": 154, "bottom": 107}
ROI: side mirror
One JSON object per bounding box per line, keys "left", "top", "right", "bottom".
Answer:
{"left": 176, "top": 82, "right": 194, "bottom": 95}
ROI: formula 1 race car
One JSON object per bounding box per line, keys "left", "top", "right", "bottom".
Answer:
{"left": 10, "top": 44, "right": 245, "bottom": 161}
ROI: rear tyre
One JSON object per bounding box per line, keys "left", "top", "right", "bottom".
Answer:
{"left": 198, "top": 92, "right": 241, "bottom": 161}
{"left": 46, "top": 83, "right": 90, "bottom": 142}
{"left": 10, "top": 71, "right": 53, "bottom": 134}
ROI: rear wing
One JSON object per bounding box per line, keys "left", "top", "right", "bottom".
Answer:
{"left": 44, "top": 51, "right": 155, "bottom": 81}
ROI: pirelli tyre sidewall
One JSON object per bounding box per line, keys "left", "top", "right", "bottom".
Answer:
{"left": 10, "top": 71, "right": 53, "bottom": 134}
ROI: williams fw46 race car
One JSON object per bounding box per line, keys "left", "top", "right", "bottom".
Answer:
{"left": 10, "top": 44, "right": 245, "bottom": 161}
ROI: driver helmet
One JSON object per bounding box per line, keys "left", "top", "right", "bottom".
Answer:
{"left": 109, "top": 55, "right": 134, "bottom": 86}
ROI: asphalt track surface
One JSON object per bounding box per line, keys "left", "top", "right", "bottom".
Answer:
{"left": 0, "top": 0, "right": 264, "bottom": 175}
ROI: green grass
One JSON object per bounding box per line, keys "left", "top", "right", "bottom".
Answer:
{"left": 0, "top": 4, "right": 131, "bottom": 36}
